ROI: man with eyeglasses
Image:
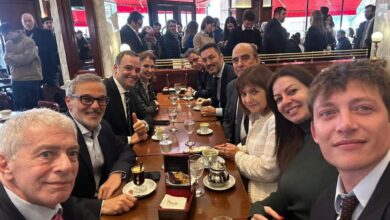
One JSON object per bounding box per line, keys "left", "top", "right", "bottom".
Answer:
{"left": 103, "top": 50, "right": 153, "bottom": 145}
{"left": 65, "top": 73, "right": 138, "bottom": 216}
{"left": 223, "top": 43, "right": 260, "bottom": 144}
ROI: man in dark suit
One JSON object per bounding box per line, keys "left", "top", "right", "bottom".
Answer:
{"left": 0, "top": 108, "right": 97, "bottom": 219}
{"left": 157, "top": 19, "right": 181, "bottom": 59}
{"left": 226, "top": 9, "right": 262, "bottom": 55}
{"left": 353, "top": 4, "right": 375, "bottom": 58}
{"left": 104, "top": 50, "right": 153, "bottom": 145}
{"left": 336, "top": 30, "right": 352, "bottom": 51}
{"left": 309, "top": 60, "right": 390, "bottom": 220}
{"left": 65, "top": 73, "right": 137, "bottom": 216}
{"left": 223, "top": 43, "right": 259, "bottom": 144}
{"left": 263, "top": 7, "right": 288, "bottom": 54}
{"left": 120, "top": 11, "right": 146, "bottom": 53}
{"left": 199, "top": 43, "right": 236, "bottom": 118}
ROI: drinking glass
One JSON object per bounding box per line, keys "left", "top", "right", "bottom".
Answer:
{"left": 167, "top": 107, "right": 178, "bottom": 132}
{"left": 184, "top": 118, "right": 195, "bottom": 147}
{"left": 169, "top": 93, "right": 179, "bottom": 106}
{"left": 131, "top": 164, "right": 145, "bottom": 193}
{"left": 185, "top": 91, "right": 193, "bottom": 108}
{"left": 189, "top": 154, "right": 205, "bottom": 197}
{"left": 174, "top": 83, "right": 182, "bottom": 95}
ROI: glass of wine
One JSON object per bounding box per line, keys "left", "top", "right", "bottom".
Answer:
{"left": 169, "top": 93, "right": 179, "bottom": 106}
{"left": 167, "top": 107, "right": 178, "bottom": 132}
{"left": 189, "top": 154, "right": 205, "bottom": 197}
{"left": 185, "top": 91, "right": 193, "bottom": 108}
{"left": 131, "top": 163, "right": 145, "bottom": 193}
{"left": 184, "top": 118, "right": 195, "bottom": 148}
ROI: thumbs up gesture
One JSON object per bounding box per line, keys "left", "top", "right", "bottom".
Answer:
{"left": 132, "top": 113, "right": 148, "bottom": 137}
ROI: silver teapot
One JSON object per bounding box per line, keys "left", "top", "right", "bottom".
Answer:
{"left": 207, "top": 161, "right": 229, "bottom": 187}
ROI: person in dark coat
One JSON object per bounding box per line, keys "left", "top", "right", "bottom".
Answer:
{"left": 309, "top": 60, "right": 390, "bottom": 220}
{"left": 220, "top": 16, "right": 238, "bottom": 56}
{"left": 153, "top": 22, "right": 162, "bottom": 40}
{"left": 354, "top": 4, "right": 375, "bottom": 58}
{"left": 336, "top": 30, "right": 352, "bottom": 50}
{"left": 157, "top": 19, "right": 181, "bottom": 59}
{"left": 182, "top": 21, "right": 199, "bottom": 52}
{"left": 21, "top": 13, "right": 59, "bottom": 86}
{"left": 119, "top": 11, "right": 146, "bottom": 53}
{"left": 227, "top": 10, "right": 262, "bottom": 55}
{"left": 304, "top": 10, "right": 328, "bottom": 52}
{"left": 263, "top": 7, "right": 288, "bottom": 54}
{"left": 285, "top": 32, "right": 302, "bottom": 53}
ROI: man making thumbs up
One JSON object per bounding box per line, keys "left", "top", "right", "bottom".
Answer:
{"left": 104, "top": 51, "right": 153, "bottom": 144}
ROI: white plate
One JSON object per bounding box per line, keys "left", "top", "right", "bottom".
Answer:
{"left": 197, "top": 128, "right": 213, "bottom": 135}
{"left": 122, "top": 178, "right": 157, "bottom": 198}
{"left": 183, "top": 146, "right": 210, "bottom": 153}
{"left": 204, "top": 156, "right": 225, "bottom": 169}
{"left": 151, "top": 133, "right": 169, "bottom": 141}
{"left": 193, "top": 106, "right": 201, "bottom": 111}
{"left": 203, "top": 174, "right": 236, "bottom": 191}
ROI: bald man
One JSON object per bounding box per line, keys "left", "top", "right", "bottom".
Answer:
{"left": 21, "top": 13, "right": 59, "bottom": 86}
{"left": 223, "top": 43, "right": 260, "bottom": 144}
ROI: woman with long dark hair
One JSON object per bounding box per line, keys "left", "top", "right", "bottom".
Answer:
{"left": 220, "top": 16, "right": 238, "bottom": 56}
{"left": 249, "top": 66, "right": 337, "bottom": 220}
{"left": 193, "top": 16, "right": 215, "bottom": 50}
{"left": 182, "top": 21, "right": 199, "bottom": 52}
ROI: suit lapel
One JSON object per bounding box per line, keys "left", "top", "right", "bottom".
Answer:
{"left": 108, "top": 77, "right": 127, "bottom": 123}
{"left": 76, "top": 127, "right": 95, "bottom": 181}
{"left": 0, "top": 185, "right": 26, "bottom": 220}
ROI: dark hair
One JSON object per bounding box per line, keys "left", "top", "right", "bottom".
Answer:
{"left": 127, "top": 11, "right": 143, "bottom": 24}
{"left": 223, "top": 16, "right": 238, "bottom": 40}
{"left": 237, "top": 64, "right": 274, "bottom": 115}
{"left": 153, "top": 22, "right": 161, "bottom": 27}
{"left": 199, "top": 43, "right": 222, "bottom": 55}
{"left": 166, "top": 19, "right": 177, "bottom": 26}
{"left": 323, "top": 14, "right": 335, "bottom": 28}
{"left": 311, "top": 10, "right": 326, "bottom": 35}
{"left": 115, "top": 50, "right": 139, "bottom": 66}
{"left": 266, "top": 65, "right": 313, "bottom": 171}
{"left": 348, "top": 27, "right": 354, "bottom": 37}
{"left": 365, "top": 4, "right": 376, "bottom": 12}
{"left": 0, "top": 23, "right": 15, "bottom": 34}
{"left": 337, "top": 29, "right": 346, "bottom": 36}
{"left": 183, "top": 21, "right": 198, "bottom": 48}
{"left": 201, "top": 16, "right": 215, "bottom": 30}
{"left": 320, "top": 6, "right": 329, "bottom": 16}
{"left": 308, "top": 59, "right": 390, "bottom": 117}
{"left": 42, "top": 16, "right": 53, "bottom": 23}
{"left": 274, "top": 7, "right": 286, "bottom": 15}
{"left": 184, "top": 48, "right": 199, "bottom": 58}
{"left": 139, "top": 50, "right": 156, "bottom": 62}
{"left": 243, "top": 10, "right": 256, "bottom": 22}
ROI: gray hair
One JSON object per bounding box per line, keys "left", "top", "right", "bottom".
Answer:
{"left": 0, "top": 108, "right": 77, "bottom": 158}
{"left": 66, "top": 73, "right": 104, "bottom": 96}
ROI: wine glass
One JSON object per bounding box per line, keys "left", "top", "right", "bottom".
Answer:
{"left": 184, "top": 118, "right": 195, "bottom": 148}
{"left": 189, "top": 154, "right": 205, "bottom": 197}
{"left": 174, "top": 83, "right": 182, "bottom": 95}
{"left": 167, "top": 107, "right": 178, "bottom": 132}
{"left": 169, "top": 93, "right": 179, "bottom": 106}
{"left": 131, "top": 164, "right": 145, "bottom": 193}
{"left": 185, "top": 91, "right": 193, "bottom": 108}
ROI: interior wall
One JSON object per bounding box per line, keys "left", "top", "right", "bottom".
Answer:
{"left": 374, "top": 0, "right": 390, "bottom": 60}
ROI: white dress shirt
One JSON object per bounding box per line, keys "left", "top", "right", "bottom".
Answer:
{"left": 4, "top": 186, "right": 62, "bottom": 220}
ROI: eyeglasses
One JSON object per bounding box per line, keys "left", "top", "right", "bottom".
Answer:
{"left": 71, "top": 95, "right": 110, "bottom": 106}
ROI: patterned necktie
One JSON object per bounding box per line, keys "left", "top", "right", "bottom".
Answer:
{"left": 124, "top": 91, "right": 133, "bottom": 134}
{"left": 51, "top": 209, "right": 63, "bottom": 220}
{"left": 340, "top": 195, "right": 359, "bottom": 220}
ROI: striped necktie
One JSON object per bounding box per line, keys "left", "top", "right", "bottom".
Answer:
{"left": 124, "top": 91, "right": 133, "bottom": 134}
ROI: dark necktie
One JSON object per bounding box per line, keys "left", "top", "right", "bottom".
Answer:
{"left": 124, "top": 91, "right": 133, "bottom": 134}
{"left": 51, "top": 209, "right": 63, "bottom": 220}
{"left": 340, "top": 195, "right": 359, "bottom": 220}
{"left": 243, "top": 115, "right": 249, "bottom": 133}
{"left": 213, "top": 77, "right": 220, "bottom": 106}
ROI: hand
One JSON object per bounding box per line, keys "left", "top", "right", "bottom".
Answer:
{"left": 132, "top": 113, "right": 147, "bottom": 135}
{"left": 264, "top": 206, "right": 284, "bottom": 220}
{"left": 130, "top": 132, "right": 148, "bottom": 144}
{"left": 214, "top": 143, "right": 239, "bottom": 160}
{"left": 201, "top": 106, "right": 216, "bottom": 117}
{"left": 101, "top": 194, "right": 137, "bottom": 215}
{"left": 98, "top": 173, "right": 122, "bottom": 200}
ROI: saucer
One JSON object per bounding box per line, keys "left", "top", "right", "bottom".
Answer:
{"left": 193, "top": 106, "right": 201, "bottom": 111}
{"left": 122, "top": 178, "right": 157, "bottom": 198}
{"left": 197, "top": 128, "right": 213, "bottom": 135}
{"left": 203, "top": 174, "right": 236, "bottom": 191}
{"left": 151, "top": 133, "right": 169, "bottom": 141}
{"left": 182, "top": 96, "right": 194, "bottom": 101}
{"left": 183, "top": 146, "right": 210, "bottom": 153}
{"left": 204, "top": 156, "right": 225, "bottom": 169}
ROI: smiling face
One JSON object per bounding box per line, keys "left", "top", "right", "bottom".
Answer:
{"left": 140, "top": 57, "right": 155, "bottom": 82}
{"left": 311, "top": 80, "right": 390, "bottom": 177}
{"left": 114, "top": 54, "right": 140, "bottom": 90}
{"left": 187, "top": 53, "right": 204, "bottom": 71}
{"left": 273, "top": 76, "right": 311, "bottom": 124}
{"left": 226, "top": 22, "right": 235, "bottom": 32}
{"left": 240, "top": 84, "right": 268, "bottom": 114}
{"left": 232, "top": 44, "right": 259, "bottom": 77}
{"left": 1, "top": 126, "right": 79, "bottom": 208}
{"left": 201, "top": 47, "right": 224, "bottom": 76}
{"left": 66, "top": 81, "right": 107, "bottom": 131}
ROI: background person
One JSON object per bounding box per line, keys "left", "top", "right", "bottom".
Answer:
{"left": 304, "top": 10, "right": 328, "bottom": 52}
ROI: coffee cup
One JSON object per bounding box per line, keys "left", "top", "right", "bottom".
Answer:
{"left": 196, "top": 102, "right": 202, "bottom": 109}
{"left": 159, "top": 139, "right": 172, "bottom": 153}
{"left": 202, "top": 148, "right": 218, "bottom": 166}
{"left": 154, "top": 126, "right": 165, "bottom": 140}
{"left": 199, "top": 122, "right": 209, "bottom": 134}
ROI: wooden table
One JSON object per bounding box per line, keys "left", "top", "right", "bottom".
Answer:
{"left": 155, "top": 104, "right": 217, "bottom": 123}
{"left": 101, "top": 155, "right": 251, "bottom": 220}
{"left": 135, "top": 121, "right": 227, "bottom": 156}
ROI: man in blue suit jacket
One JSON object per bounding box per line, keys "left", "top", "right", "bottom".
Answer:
{"left": 309, "top": 60, "right": 390, "bottom": 220}
{"left": 120, "top": 11, "right": 146, "bottom": 53}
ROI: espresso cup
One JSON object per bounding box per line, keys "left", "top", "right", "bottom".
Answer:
{"left": 202, "top": 148, "right": 218, "bottom": 166}
{"left": 196, "top": 102, "right": 202, "bottom": 109}
{"left": 131, "top": 164, "right": 145, "bottom": 186}
{"left": 154, "top": 126, "right": 165, "bottom": 140}
{"left": 199, "top": 122, "right": 209, "bottom": 134}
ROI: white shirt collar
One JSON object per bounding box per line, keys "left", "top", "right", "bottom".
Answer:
{"left": 127, "top": 24, "right": 139, "bottom": 35}
{"left": 334, "top": 150, "right": 390, "bottom": 215}
{"left": 70, "top": 112, "right": 102, "bottom": 136}
{"left": 242, "top": 24, "right": 254, "bottom": 31}
{"left": 113, "top": 77, "right": 128, "bottom": 94}
{"left": 4, "top": 186, "right": 62, "bottom": 220}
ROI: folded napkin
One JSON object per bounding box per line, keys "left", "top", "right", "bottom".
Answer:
{"left": 160, "top": 194, "right": 187, "bottom": 210}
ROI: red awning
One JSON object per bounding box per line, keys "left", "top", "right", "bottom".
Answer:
{"left": 115, "top": 0, "right": 148, "bottom": 13}
{"left": 72, "top": 10, "right": 87, "bottom": 27}
{"left": 273, "top": 0, "right": 360, "bottom": 17}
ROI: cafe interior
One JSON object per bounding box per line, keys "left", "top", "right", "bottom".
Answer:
{"left": 0, "top": 0, "right": 390, "bottom": 219}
